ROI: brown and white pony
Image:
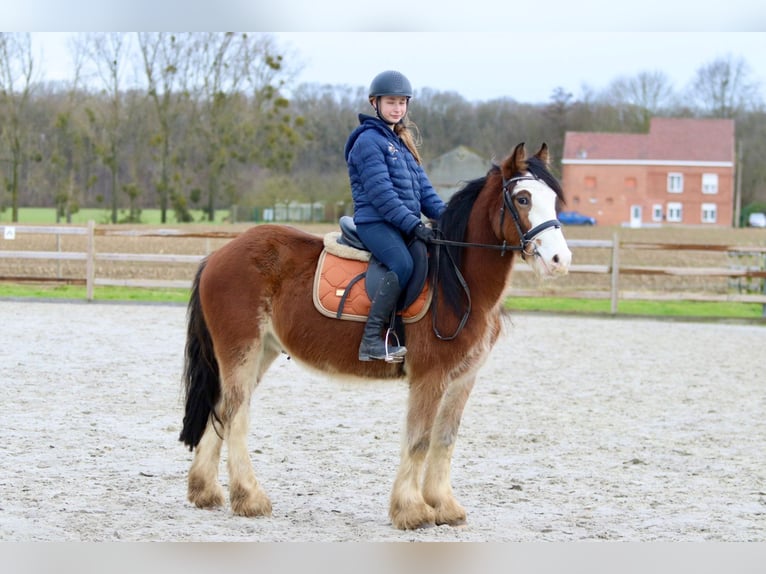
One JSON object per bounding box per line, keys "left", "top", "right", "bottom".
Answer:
{"left": 179, "top": 142, "right": 571, "bottom": 530}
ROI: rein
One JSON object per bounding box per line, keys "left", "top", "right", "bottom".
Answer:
{"left": 428, "top": 173, "right": 561, "bottom": 341}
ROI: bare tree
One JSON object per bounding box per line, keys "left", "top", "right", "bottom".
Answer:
{"left": 605, "top": 70, "right": 675, "bottom": 129}
{"left": 137, "top": 32, "right": 194, "bottom": 223}
{"left": 0, "top": 33, "right": 36, "bottom": 221}
{"left": 80, "top": 32, "right": 132, "bottom": 223}
{"left": 687, "top": 54, "right": 761, "bottom": 118}
{"left": 187, "top": 32, "right": 299, "bottom": 221}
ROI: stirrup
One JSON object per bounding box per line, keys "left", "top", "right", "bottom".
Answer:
{"left": 383, "top": 327, "right": 406, "bottom": 363}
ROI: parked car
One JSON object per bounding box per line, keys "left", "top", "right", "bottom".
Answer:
{"left": 748, "top": 212, "right": 766, "bottom": 228}
{"left": 558, "top": 211, "right": 596, "bottom": 225}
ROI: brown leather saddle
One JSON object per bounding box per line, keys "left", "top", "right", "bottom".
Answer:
{"left": 313, "top": 216, "right": 431, "bottom": 323}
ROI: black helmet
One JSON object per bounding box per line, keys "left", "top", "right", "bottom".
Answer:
{"left": 368, "top": 70, "right": 413, "bottom": 98}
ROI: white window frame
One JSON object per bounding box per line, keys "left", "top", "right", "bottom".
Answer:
{"left": 702, "top": 173, "right": 719, "bottom": 195}
{"left": 652, "top": 204, "right": 663, "bottom": 222}
{"left": 667, "top": 202, "right": 683, "bottom": 222}
{"left": 667, "top": 172, "right": 683, "bottom": 194}
{"left": 701, "top": 203, "right": 717, "bottom": 223}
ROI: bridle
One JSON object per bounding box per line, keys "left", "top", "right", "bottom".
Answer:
{"left": 428, "top": 172, "right": 562, "bottom": 340}
{"left": 430, "top": 173, "right": 561, "bottom": 257}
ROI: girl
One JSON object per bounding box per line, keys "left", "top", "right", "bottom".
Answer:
{"left": 344, "top": 70, "right": 446, "bottom": 362}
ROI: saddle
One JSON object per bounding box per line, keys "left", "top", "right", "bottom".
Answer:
{"left": 313, "top": 216, "right": 431, "bottom": 323}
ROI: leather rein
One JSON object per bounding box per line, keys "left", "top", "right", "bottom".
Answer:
{"left": 428, "top": 174, "right": 562, "bottom": 341}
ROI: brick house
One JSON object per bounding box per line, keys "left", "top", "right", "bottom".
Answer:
{"left": 561, "top": 118, "right": 736, "bottom": 227}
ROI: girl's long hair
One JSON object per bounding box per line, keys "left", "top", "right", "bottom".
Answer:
{"left": 395, "top": 120, "right": 423, "bottom": 164}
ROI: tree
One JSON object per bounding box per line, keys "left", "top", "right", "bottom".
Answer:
{"left": 543, "top": 87, "right": 574, "bottom": 169}
{"left": 187, "top": 32, "right": 300, "bottom": 221}
{"left": 137, "top": 32, "right": 194, "bottom": 223}
{"left": 45, "top": 35, "right": 90, "bottom": 223}
{"left": 604, "top": 70, "right": 675, "bottom": 130}
{"left": 0, "top": 33, "right": 36, "bottom": 222}
{"left": 81, "top": 32, "right": 132, "bottom": 223}
{"left": 687, "top": 54, "right": 762, "bottom": 118}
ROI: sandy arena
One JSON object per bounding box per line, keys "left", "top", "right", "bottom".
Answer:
{"left": 1, "top": 300, "right": 764, "bottom": 541}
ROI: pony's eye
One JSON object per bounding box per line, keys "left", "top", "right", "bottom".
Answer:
{"left": 516, "top": 195, "right": 530, "bottom": 206}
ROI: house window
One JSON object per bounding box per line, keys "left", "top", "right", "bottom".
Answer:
{"left": 584, "top": 176, "right": 597, "bottom": 189}
{"left": 702, "top": 173, "right": 719, "bottom": 194}
{"left": 701, "top": 203, "right": 717, "bottom": 223}
{"left": 652, "top": 204, "right": 663, "bottom": 222}
{"left": 667, "top": 202, "right": 683, "bottom": 222}
{"left": 667, "top": 172, "right": 683, "bottom": 194}
{"left": 624, "top": 177, "right": 637, "bottom": 189}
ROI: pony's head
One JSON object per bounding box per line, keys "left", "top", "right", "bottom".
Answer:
{"left": 496, "top": 142, "right": 571, "bottom": 277}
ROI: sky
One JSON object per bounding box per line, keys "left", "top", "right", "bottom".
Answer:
{"left": 26, "top": 32, "right": 766, "bottom": 105}
{"left": 272, "top": 33, "right": 766, "bottom": 103}
{"left": 7, "top": 1, "right": 766, "bottom": 104}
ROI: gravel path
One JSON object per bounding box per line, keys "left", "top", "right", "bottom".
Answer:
{"left": 1, "top": 300, "right": 764, "bottom": 541}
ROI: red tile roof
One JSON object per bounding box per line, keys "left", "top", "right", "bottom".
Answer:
{"left": 563, "top": 118, "right": 735, "bottom": 163}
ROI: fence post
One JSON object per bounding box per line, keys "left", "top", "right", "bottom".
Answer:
{"left": 56, "top": 232, "right": 62, "bottom": 279}
{"left": 610, "top": 232, "right": 620, "bottom": 314}
{"left": 86, "top": 220, "right": 95, "bottom": 301}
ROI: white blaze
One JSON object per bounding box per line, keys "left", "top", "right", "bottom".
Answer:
{"left": 516, "top": 179, "right": 572, "bottom": 276}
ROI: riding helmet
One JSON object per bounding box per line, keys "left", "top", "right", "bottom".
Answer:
{"left": 368, "top": 70, "right": 413, "bottom": 98}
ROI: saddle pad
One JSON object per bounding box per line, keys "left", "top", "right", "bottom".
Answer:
{"left": 312, "top": 249, "right": 431, "bottom": 323}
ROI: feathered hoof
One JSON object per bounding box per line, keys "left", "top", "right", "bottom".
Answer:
{"left": 389, "top": 500, "right": 437, "bottom": 530}
{"left": 230, "top": 484, "right": 273, "bottom": 517}
{"left": 433, "top": 499, "right": 467, "bottom": 526}
{"left": 188, "top": 477, "right": 225, "bottom": 509}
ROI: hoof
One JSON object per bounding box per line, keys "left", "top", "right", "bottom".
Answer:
{"left": 427, "top": 496, "right": 467, "bottom": 526}
{"left": 389, "top": 500, "right": 436, "bottom": 530}
{"left": 230, "top": 484, "right": 273, "bottom": 517}
{"left": 188, "top": 477, "right": 225, "bottom": 509}
{"left": 434, "top": 504, "right": 467, "bottom": 526}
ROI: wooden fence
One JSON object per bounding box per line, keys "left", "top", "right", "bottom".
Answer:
{"left": 2, "top": 222, "right": 766, "bottom": 314}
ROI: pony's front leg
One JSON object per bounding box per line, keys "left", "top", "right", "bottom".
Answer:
{"left": 187, "top": 417, "right": 225, "bottom": 508}
{"left": 389, "top": 378, "right": 442, "bottom": 530}
{"left": 422, "top": 374, "right": 477, "bottom": 526}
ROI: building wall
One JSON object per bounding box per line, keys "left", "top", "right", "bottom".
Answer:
{"left": 561, "top": 164, "right": 734, "bottom": 227}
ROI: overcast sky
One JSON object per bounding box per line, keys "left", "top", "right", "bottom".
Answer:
{"left": 27, "top": 32, "right": 765, "bottom": 105}
{"left": 272, "top": 33, "right": 766, "bottom": 103}
{"left": 8, "top": 1, "right": 766, "bottom": 104}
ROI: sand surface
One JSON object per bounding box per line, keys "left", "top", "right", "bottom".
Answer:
{"left": 1, "top": 300, "right": 764, "bottom": 541}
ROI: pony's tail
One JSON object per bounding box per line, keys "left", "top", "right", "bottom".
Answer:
{"left": 179, "top": 259, "right": 222, "bottom": 451}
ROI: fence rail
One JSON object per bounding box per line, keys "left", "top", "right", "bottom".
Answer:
{"left": 2, "top": 223, "right": 766, "bottom": 314}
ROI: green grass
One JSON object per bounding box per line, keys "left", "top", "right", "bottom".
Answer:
{"left": 0, "top": 207, "right": 229, "bottom": 225}
{"left": 0, "top": 283, "right": 190, "bottom": 304}
{"left": 505, "top": 296, "right": 766, "bottom": 320}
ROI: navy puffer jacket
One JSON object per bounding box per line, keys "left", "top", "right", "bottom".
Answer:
{"left": 344, "top": 114, "right": 445, "bottom": 235}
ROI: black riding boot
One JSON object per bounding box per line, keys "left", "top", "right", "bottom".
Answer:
{"left": 358, "top": 271, "right": 407, "bottom": 362}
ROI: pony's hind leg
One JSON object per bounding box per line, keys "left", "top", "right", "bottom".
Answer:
{"left": 222, "top": 343, "right": 280, "bottom": 517}
{"left": 187, "top": 417, "right": 225, "bottom": 509}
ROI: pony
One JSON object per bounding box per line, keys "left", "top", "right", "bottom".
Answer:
{"left": 179, "top": 142, "right": 572, "bottom": 530}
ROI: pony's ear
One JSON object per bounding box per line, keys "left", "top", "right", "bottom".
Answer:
{"left": 534, "top": 143, "right": 550, "bottom": 166}
{"left": 505, "top": 142, "right": 528, "bottom": 177}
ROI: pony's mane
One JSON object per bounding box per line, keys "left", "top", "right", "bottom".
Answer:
{"left": 432, "top": 156, "right": 563, "bottom": 315}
